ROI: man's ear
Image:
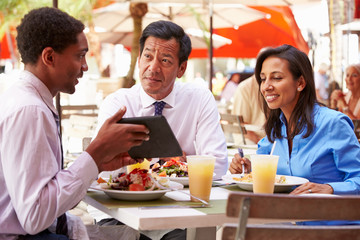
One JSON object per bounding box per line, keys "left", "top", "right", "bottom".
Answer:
{"left": 177, "top": 61, "right": 187, "bottom": 78}
{"left": 41, "top": 47, "right": 55, "bottom": 66}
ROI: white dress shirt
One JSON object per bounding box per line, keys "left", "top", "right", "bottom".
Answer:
{"left": 96, "top": 81, "right": 228, "bottom": 178}
{"left": 0, "top": 71, "right": 98, "bottom": 239}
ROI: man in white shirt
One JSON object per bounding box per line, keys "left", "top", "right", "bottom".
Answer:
{"left": 0, "top": 7, "right": 149, "bottom": 240}
{"left": 97, "top": 20, "right": 228, "bottom": 179}
{"left": 96, "top": 20, "right": 228, "bottom": 240}
{"left": 231, "top": 75, "right": 266, "bottom": 144}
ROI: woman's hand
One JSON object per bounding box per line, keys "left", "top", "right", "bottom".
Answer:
{"left": 330, "top": 90, "right": 345, "bottom": 101}
{"left": 229, "top": 153, "right": 251, "bottom": 174}
{"left": 289, "top": 182, "right": 334, "bottom": 195}
{"left": 330, "top": 90, "right": 346, "bottom": 109}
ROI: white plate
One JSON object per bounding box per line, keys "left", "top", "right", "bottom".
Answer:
{"left": 221, "top": 174, "right": 309, "bottom": 193}
{"left": 160, "top": 177, "right": 189, "bottom": 186}
{"left": 90, "top": 181, "right": 184, "bottom": 201}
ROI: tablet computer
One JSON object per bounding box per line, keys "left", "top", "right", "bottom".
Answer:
{"left": 117, "top": 116, "right": 183, "bottom": 159}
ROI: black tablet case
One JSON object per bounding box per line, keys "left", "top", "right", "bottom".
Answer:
{"left": 117, "top": 116, "right": 183, "bottom": 159}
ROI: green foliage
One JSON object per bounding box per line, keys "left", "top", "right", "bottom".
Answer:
{"left": 0, "top": 0, "right": 96, "bottom": 38}
{"left": 187, "top": 5, "right": 210, "bottom": 48}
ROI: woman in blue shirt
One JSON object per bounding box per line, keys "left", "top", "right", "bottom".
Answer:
{"left": 229, "top": 44, "right": 360, "bottom": 195}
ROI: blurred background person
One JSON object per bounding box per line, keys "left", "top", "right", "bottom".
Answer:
{"left": 220, "top": 72, "right": 241, "bottom": 102}
{"left": 328, "top": 80, "right": 340, "bottom": 99}
{"left": 330, "top": 63, "right": 360, "bottom": 119}
{"left": 314, "top": 62, "right": 329, "bottom": 105}
{"left": 212, "top": 71, "right": 227, "bottom": 97}
{"left": 231, "top": 75, "right": 265, "bottom": 144}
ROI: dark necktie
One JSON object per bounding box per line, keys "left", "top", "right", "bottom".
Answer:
{"left": 154, "top": 101, "right": 166, "bottom": 116}
{"left": 53, "top": 113, "right": 68, "bottom": 236}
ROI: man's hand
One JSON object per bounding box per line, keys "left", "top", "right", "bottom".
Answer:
{"left": 86, "top": 106, "right": 150, "bottom": 172}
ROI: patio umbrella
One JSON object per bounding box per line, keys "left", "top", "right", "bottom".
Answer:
{"left": 93, "top": 1, "right": 265, "bottom": 90}
{"left": 93, "top": 2, "right": 265, "bottom": 32}
{"left": 130, "top": 0, "right": 319, "bottom": 4}
{"left": 189, "top": 6, "right": 310, "bottom": 58}
{"left": 0, "top": 32, "right": 15, "bottom": 60}
{"left": 95, "top": 28, "right": 232, "bottom": 49}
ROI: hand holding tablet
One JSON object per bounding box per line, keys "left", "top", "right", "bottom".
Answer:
{"left": 118, "top": 116, "right": 183, "bottom": 159}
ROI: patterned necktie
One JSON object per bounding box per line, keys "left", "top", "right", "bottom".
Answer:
{"left": 53, "top": 113, "right": 68, "bottom": 236}
{"left": 154, "top": 101, "right": 166, "bottom": 116}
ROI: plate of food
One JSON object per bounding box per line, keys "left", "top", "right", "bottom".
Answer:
{"left": 221, "top": 173, "right": 309, "bottom": 193}
{"left": 151, "top": 157, "right": 189, "bottom": 186}
{"left": 91, "top": 168, "right": 184, "bottom": 201}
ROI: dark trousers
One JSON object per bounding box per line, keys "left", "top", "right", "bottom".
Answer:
{"left": 18, "top": 230, "right": 70, "bottom": 240}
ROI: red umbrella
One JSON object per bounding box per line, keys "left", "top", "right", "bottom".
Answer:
{"left": 0, "top": 33, "right": 15, "bottom": 60}
{"left": 189, "top": 6, "right": 309, "bottom": 58}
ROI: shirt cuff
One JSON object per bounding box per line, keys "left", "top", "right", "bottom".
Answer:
{"left": 327, "top": 182, "right": 359, "bottom": 195}
{"left": 68, "top": 151, "right": 98, "bottom": 188}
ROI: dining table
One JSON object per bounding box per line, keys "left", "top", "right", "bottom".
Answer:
{"left": 84, "top": 182, "right": 243, "bottom": 240}
{"left": 84, "top": 146, "right": 263, "bottom": 240}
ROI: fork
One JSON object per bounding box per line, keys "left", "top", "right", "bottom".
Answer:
{"left": 238, "top": 148, "right": 245, "bottom": 175}
{"left": 149, "top": 174, "right": 210, "bottom": 206}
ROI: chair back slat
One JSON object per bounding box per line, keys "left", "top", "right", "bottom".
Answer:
{"left": 227, "top": 193, "right": 360, "bottom": 220}
{"left": 220, "top": 113, "right": 247, "bottom": 144}
{"left": 222, "top": 192, "right": 360, "bottom": 240}
{"left": 223, "top": 224, "right": 360, "bottom": 240}
{"left": 61, "top": 104, "right": 98, "bottom": 119}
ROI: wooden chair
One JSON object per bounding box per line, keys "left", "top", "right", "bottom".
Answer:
{"left": 82, "top": 137, "right": 92, "bottom": 151}
{"left": 222, "top": 192, "right": 360, "bottom": 240}
{"left": 61, "top": 104, "right": 99, "bottom": 119}
{"left": 220, "top": 113, "right": 247, "bottom": 145}
{"left": 352, "top": 120, "right": 360, "bottom": 139}
{"left": 63, "top": 115, "right": 98, "bottom": 167}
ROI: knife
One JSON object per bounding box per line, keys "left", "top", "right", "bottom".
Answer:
{"left": 140, "top": 204, "right": 210, "bottom": 210}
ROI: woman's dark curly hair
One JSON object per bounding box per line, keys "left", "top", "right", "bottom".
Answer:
{"left": 139, "top": 20, "right": 192, "bottom": 66}
{"left": 254, "top": 44, "right": 317, "bottom": 143}
{"left": 16, "top": 7, "right": 85, "bottom": 64}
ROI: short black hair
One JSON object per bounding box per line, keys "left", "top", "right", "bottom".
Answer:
{"left": 16, "top": 7, "right": 85, "bottom": 64}
{"left": 139, "top": 20, "right": 192, "bottom": 66}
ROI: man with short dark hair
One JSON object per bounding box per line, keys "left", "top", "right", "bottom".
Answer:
{"left": 96, "top": 20, "right": 228, "bottom": 240}
{"left": 0, "top": 7, "right": 149, "bottom": 239}
{"left": 97, "top": 20, "right": 227, "bottom": 178}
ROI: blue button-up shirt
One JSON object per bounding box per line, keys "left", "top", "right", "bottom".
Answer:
{"left": 257, "top": 104, "right": 360, "bottom": 195}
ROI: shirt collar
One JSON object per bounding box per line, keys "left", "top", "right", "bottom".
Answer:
{"left": 21, "top": 70, "right": 59, "bottom": 116}
{"left": 280, "top": 111, "right": 286, "bottom": 125}
{"left": 139, "top": 82, "right": 177, "bottom": 109}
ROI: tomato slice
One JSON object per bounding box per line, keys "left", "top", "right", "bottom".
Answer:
{"left": 129, "top": 183, "right": 145, "bottom": 191}
{"left": 97, "top": 177, "right": 107, "bottom": 184}
{"left": 163, "top": 157, "right": 182, "bottom": 168}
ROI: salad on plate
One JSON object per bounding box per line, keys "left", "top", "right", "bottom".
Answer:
{"left": 151, "top": 157, "right": 188, "bottom": 178}
{"left": 97, "top": 168, "right": 170, "bottom": 191}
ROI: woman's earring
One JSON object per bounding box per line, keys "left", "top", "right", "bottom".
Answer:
{"left": 297, "top": 87, "right": 301, "bottom": 91}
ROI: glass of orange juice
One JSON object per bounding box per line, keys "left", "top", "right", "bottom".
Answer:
{"left": 187, "top": 155, "right": 215, "bottom": 202}
{"left": 250, "top": 154, "right": 279, "bottom": 194}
